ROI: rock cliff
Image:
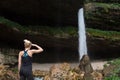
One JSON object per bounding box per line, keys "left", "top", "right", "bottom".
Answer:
{"left": 0, "top": 0, "right": 83, "bottom": 26}
{"left": 0, "top": 24, "right": 120, "bottom": 62}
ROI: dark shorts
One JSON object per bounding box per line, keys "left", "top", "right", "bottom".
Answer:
{"left": 20, "top": 65, "right": 34, "bottom": 80}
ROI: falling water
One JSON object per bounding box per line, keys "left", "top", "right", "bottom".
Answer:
{"left": 78, "top": 8, "right": 87, "bottom": 60}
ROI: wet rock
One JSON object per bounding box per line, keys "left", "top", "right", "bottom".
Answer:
{"left": 91, "top": 71, "right": 103, "bottom": 80}
{"left": 79, "top": 55, "right": 95, "bottom": 80}
{"left": 32, "top": 62, "right": 105, "bottom": 80}
{"left": 79, "top": 55, "right": 93, "bottom": 74}
{"left": 33, "top": 70, "right": 49, "bottom": 77}
{"left": 84, "top": 73, "right": 94, "bottom": 80}
{"left": 50, "top": 63, "right": 71, "bottom": 80}
{"left": 49, "top": 63, "right": 84, "bottom": 80}
{"left": 39, "top": 60, "right": 104, "bottom": 80}
{"left": 44, "top": 75, "right": 51, "bottom": 80}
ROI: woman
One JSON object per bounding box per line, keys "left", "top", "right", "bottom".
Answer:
{"left": 18, "top": 39, "right": 43, "bottom": 80}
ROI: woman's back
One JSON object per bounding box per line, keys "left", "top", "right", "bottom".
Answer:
{"left": 21, "top": 50, "right": 32, "bottom": 66}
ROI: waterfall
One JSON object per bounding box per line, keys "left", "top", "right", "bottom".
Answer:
{"left": 78, "top": 8, "right": 87, "bottom": 60}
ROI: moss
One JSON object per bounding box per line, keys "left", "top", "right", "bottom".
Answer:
{"left": 0, "top": 16, "right": 120, "bottom": 40}
{"left": 87, "top": 28, "right": 120, "bottom": 41}
{"left": 85, "top": 2, "right": 120, "bottom": 30}
{"left": 0, "top": 16, "right": 78, "bottom": 38}
{"left": 94, "top": 3, "right": 120, "bottom": 9}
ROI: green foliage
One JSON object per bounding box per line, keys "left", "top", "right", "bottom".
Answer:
{"left": 94, "top": 3, "right": 120, "bottom": 9}
{"left": 104, "top": 58, "right": 120, "bottom": 80}
{"left": 0, "top": 16, "right": 120, "bottom": 40}
{"left": 104, "top": 75, "right": 120, "bottom": 80}
{"left": 108, "top": 58, "right": 120, "bottom": 65}
{"left": 85, "top": 2, "right": 120, "bottom": 30}
{"left": 0, "top": 16, "right": 30, "bottom": 33}
{"left": 27, "top": 25, "right": 78, "bottom": 38}
{"left": 85, "top": 2, "right": 120, "bottom": 22}
{"left": 0, "top": 16, "right": 78, "bottom": 38}
{"left": 110, "top": 59, "right": 120, "bottom": 74}
{"left": 87, "top": 28, "right": 120, "bottom": 41}
{"left": 0, "top": 16, "right": 22, "bottom": 27}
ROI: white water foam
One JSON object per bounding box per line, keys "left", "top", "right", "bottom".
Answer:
{"left": 78, "top": 8, "right": 87, "bottom": 60}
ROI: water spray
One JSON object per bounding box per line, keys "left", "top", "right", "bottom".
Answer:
{"left": 78, "top": 8, "right": 87, "bottom": 60}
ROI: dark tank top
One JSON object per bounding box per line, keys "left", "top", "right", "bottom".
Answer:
{"left": 22, "top": 50, "right": 32, "bottom": 66}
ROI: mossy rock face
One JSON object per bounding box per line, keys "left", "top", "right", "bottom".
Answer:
{"left": 0, "top": 24, "right": 120, "bottom": 62}
{"left": 85, "top": 2, "right": 120, "bottom": 31}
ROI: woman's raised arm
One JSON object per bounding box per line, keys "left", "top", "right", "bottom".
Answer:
{"left": 31, "top": 44, "right": 43, "bottom": 54}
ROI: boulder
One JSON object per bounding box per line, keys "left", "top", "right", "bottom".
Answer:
{"left": 79, "top": 55, "right": 93, "bottom": 74}
{"left": 49, "top": 63, "right": 84, "bottom": 80}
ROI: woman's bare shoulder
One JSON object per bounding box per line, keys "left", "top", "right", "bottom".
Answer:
{"left": 19, "top": 51, "right": 24, "bottom": 56}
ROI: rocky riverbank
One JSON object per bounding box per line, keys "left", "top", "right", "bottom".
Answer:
{"left": 0, "top": 55, "right": 110, "bottom": 80}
